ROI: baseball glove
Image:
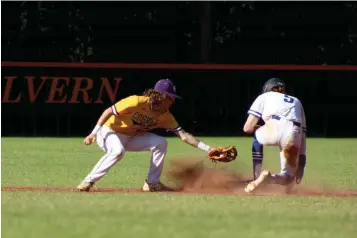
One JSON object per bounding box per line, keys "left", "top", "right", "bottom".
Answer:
{"left": 208, "top": 146, "right": 238, "bottom": 163}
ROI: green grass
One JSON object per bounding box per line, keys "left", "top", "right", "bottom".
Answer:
{"left": 2, "top": 137, "right": 357, "bottom": 238}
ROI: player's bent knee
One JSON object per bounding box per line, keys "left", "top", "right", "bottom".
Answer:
{"left": 283, "top": 144, "right": 299, "bottom": 169}
{"left": 271, "top": 173, "right": 294, "bottom": 185}
{"left": 159, "top": 137, "right": 168, "bottom": 149}
{"left": 254, "top": 130, "right": 267, "bottom": 146}
{"left": 153, "top": 137, "right": 168, "bottom": 151}
{"left": 110, "top": 148, "right": 125, "bottom": 159}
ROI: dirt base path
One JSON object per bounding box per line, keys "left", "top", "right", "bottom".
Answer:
{"left": 2, "top": 185, "right": 357, "bottom": 197}
{"left": 3, "top": 158, "right": 357, "bottom": 198}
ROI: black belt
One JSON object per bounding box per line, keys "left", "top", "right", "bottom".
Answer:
{"left": 271, "top": 115, "right": 301, "bottom": 127}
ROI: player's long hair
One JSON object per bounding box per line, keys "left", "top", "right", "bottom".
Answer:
{"left": 143, "top": 89, "right": 173, "bottom": 113}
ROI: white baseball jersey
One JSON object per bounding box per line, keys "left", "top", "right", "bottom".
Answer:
{"left": 248, "top": 91, "right": 307, "bottom": 177}
{"left": 248, "top": 92, "right": 306, "bottom": 129}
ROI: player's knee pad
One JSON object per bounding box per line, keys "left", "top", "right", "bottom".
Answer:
{"left": 252, "top": 134, "right": 263, "bottom": 161}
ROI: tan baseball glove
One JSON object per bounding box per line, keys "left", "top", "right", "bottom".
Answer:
{"left": 208, "top": 146, "right": 238, "bottom": 163}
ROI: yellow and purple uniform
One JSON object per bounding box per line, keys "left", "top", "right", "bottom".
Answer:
{"left": 105, "top": 95, "right": 181, "bottom": 136}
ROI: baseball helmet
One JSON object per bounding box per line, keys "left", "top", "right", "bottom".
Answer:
{"left": 262, "top": 78, "right": 286, "bottom": 93}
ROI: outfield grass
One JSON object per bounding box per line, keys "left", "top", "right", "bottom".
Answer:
{"left": 2, "top": 137, "right": 357, "bottom": 238}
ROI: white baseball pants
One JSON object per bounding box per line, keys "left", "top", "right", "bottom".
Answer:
{"left": 83, "top": 125, "right": 168, "bottom": 184}
{"left": 255, "top": 117, "right": 305, "bottom": 177}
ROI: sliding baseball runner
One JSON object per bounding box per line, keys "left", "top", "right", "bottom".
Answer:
{"left": 243, "top": 78, "right": 307, "bottom": 193}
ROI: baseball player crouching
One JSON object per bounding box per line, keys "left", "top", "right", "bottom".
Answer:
{"left": 243, "top": 78, "right": 307, "bottom": 193}
{"left": 77, "top": 79, "right": 219, "bottom": 192}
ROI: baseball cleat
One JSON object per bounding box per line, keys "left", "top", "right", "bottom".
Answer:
{"left": 76, "top": 181, "right": 95, "bottom": 192}
{"left": 244, "top": 170, "right": 271, "bottom": 193}
{"left": 142, "top": 180, "right": 173, "bottom": 192}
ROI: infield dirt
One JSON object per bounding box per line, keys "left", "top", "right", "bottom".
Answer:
{"left": 2, "top": 158, "right": 357, "bottom": 198}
